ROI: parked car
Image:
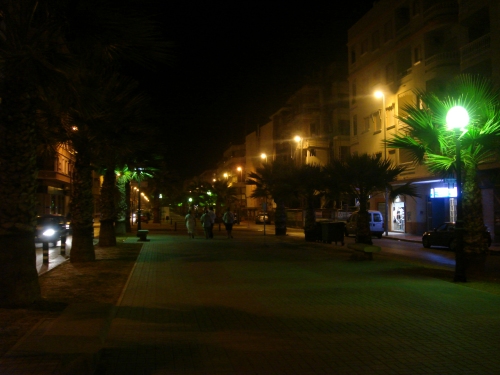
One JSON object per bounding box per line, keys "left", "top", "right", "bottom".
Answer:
{"left": 35, "top": 214, "right": 70, "bottom": 247}
{"left": 255, "top": 213, "right": 271, "bottom": 224}
{"left": 344, "top": 210, "right": 385, "bottom": 239}
{"left": 422, "top": 222, "right": 492, "bottom": 250}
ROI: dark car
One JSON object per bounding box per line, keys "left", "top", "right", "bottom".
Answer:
{"left": 255, "top": 213, "right": 271, "bottom": 224}
{"left": 422, "top": 222, "right": 492, "bottom": 250}
{"left": 35, "top": 214, "right": 70, "bottom": 247}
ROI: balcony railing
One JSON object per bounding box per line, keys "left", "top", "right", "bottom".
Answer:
{"left": 460, "top": 34, "right": 491, "bottom": 70}
{"left": 423, "top": 0, "right": 458, "bottom": 21}
{"left": 459, "top": 0, "right": 488, "bottom": 21}
{"left": 425, "top": 51, "right": 460, "bottom": 68}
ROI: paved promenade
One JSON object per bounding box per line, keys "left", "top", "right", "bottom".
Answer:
{"left": 3, "top": 224, "right": 500, "bottom": 374}
{"left": 93, "top": 230, "right": 500, "bottom": 374}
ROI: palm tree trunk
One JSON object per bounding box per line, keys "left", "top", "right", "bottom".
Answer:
{"left": 69, "top": 150, "right": 95, "bottom": 262}
{"left": 0, "top": 87, "right": 41, "bottom": 306}
{"left": 115, "top": 178, "right": 127, "bottom": 235}
{"left": 98, "top": 168, "right": 117, "bottom": 247}
{"left": 355, "top": 196, "right": 372, "bottom": 245}
{"left": 463, "top": 165, "right": 488, "bottom": 255}
{"left": 274, "top": 199, "right": 287, "bottom": 236}
{"left": 125, "top": 181, "right": 132, "bottom": 233}
{"left": 304, "top": 196, "right": 317, "bottom": 241}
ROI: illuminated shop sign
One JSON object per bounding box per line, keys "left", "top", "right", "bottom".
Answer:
{"left": 430, "top": 187, "right": 457, "bottom": 198}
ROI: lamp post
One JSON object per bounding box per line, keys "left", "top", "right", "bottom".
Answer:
{"left": 294, "top": 136, "right": 303, "bottom": 165}
{"left": 447, "top": 106, "right": 469, "bottom": 282}
{"left": 374, "top": 91, "right": 389, "bottom": 236}
{"left": 137, "top": 182, "right": 142, "bottom": 231}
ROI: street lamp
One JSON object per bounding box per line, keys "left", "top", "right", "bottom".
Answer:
{"left": 294, "top": 136, "right": 303, "bottom": 165}
{"left": 374, "top": 90, "right": 389, "bottom": 236}
{"left": 260, "top": 153, "right": 267, "bottom": 163}
{"left": 446, "top": 105, "right": 469, "bottom": 282}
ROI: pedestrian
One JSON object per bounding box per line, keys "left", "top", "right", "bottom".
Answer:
{"left": 222, "top": 207, "right": 235, "bottom": 238}
{"left": 208, "top": 206, "right": 216, "bottom": 238}
{"left": 200, "top": 208, "right": 212, "bottom": 239}
{"left": 185, "top": 210, "right": 196, "bottom": 239}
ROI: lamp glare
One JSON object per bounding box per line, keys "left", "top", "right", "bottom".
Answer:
{"left": 446, "top": 106, "right": 469, "bottom": 131}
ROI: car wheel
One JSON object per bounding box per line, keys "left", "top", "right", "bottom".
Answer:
{"left": 449, "top": 239, "right": 457, "bottom": 251}
{"left": 377, "top": 233, "right": 382, "bottom": 239}
{"left": 422, "top": 236, "right": 431, "bottom": 248}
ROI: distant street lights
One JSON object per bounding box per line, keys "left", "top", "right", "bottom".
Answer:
{"left": 446, "top": 105, "right": 469, "bottom": 282}
{"left": 374, "top": 90, "right": 389, "bottom": 236}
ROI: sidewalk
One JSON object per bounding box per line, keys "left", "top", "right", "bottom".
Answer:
{"left": 5, "top": 229, "right": 500, "bottom": 374}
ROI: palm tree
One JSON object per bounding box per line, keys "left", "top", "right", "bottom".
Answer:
{"left": 211, "top": 180, "right": 237, "bottom": 223}
{"left": 296, "top": 164, "right": 324, "bottom": 240}
{"left": 387, "top": 74, "right": 500, "bottom": 254}
{"left": 0, "top": 1, "right": 74, "bottom": 306}
{"left": 246, "top": 160, "right": 298, "bottom": 236}
{"left": 325, "top": 154, "right": 416, "bottom": 245}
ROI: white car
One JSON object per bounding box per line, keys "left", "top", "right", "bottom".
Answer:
{"left": 344, "top": 210, "right": 385, "bottom": 239}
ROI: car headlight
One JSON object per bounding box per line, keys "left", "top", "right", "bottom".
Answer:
{"left": 42, "top": 228, "right": 56, "bottom": 237}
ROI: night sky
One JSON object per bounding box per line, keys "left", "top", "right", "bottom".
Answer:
{"left": 143, "top": 1, "right": 375, "bottom": 178}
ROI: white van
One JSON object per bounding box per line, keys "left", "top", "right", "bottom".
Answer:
{"left": 344, "top": 210, "right": 385, "bottom": 239}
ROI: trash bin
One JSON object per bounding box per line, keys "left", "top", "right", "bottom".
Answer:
{"left": 321, "top": 221, "right": 345, "bottom": 245}
{"left": 305, "top": 221, "right": 323, "bottom": 242}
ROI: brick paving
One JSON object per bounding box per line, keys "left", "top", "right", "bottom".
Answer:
{"left": 91, "top": 230, "right": 500, "bottom": 375}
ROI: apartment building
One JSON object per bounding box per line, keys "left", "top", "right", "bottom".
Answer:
{"left": 348, "top": 0, "right": 500, "bottom": 238}
{"left": 36, "top": 142, "right": 102, "bottom": 219}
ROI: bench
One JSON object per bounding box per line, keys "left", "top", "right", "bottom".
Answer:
{"left": 348, "top": 243, "right": 381, "bottom": 260}
{"left": 137, "top": 229, "right": 150, "bottom": 242}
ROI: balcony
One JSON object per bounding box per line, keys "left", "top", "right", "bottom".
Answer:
{"left": 460, "top": 33, "right": 491, "bottom": 71}
{"left": 425, "top": 51, "right": 460, "bottom": 72}
{"left": 423, "top": 0, "right": 458, "bottom": 22}
{"left": 459, "top": 0, "right": 488, "bottom": 22}
{"left": 37, "top": 170, "right": 71, "bottom": 184}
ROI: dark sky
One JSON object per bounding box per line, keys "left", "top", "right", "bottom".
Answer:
{"left": 143, "top": 1, "right": 375, "bottom": 178}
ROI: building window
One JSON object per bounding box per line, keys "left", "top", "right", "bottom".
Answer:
{"left": 339, "top": 120, "right": 350, "bottom": 135}
{"left": 384, "top": 20, "right": 393, "bottom": 42}
{"left": 412, "top": 0, "right": 420, "bottom": 17}
{"left": 353, "top": 114, "right": 358, "bottom": 136}
{"left": 361, "top": 39, "right": 369, "bottom": 55}
{"left": 385, "top": 63, "right": 395, "bottom": 84}
{"left": 414, "top": 45, "right": 421, "bottom": 64}
{"left": 351, "top": 81, "right": 357, "bottom": 103}
{"left": 364, "top": 116, "right": 371, "bottom": 132}
{"left": 374, "top": 111, "right": 381, "bottom": 131}
{"left": 372, "top": 30, "right": 380, "bottom": 51}
{"left": 340, "top": 146, "right": 350, "bottom": 161}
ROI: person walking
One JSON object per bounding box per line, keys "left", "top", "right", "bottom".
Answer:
{"left": 222, "top": 207, "right": 235, "bottom": 239}
{"left": 208, "top": 206, "right": 216, "bottom": 238}
{"left": 185, "top": 210, "right": 196, "bottom": 239}
{"left": 200, "top": 208, "right": 212, "bottom": 239}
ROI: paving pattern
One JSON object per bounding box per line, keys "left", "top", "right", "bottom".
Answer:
{"left": 94, "top": 232, "right": 500, "bottom": 375}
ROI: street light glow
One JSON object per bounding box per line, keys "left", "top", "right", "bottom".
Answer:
{"left": 260, "top": 153, "right": 266, "bottom": 159}
{"left": 294, "top": 135, "right": 302, "bottom": 143}
{"left": 374, "top": 90, "right": 384, "bottom": 99}
{"left": 446, "top": 106, "right": 469, "bottom": 131}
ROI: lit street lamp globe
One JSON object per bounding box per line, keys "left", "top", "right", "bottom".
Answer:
{"left": 446, "top": 106, "right": 469, "bottom": 131}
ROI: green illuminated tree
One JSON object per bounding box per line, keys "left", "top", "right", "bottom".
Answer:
{"left": 387, "top": 74, "right": 500, "bottom": 254}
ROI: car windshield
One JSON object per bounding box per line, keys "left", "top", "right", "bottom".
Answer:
{"left": 37, "top": 217, "right": 64, "bottom": 226}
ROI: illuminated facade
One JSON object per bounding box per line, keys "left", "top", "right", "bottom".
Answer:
{"left": 348, "top": 0, "right": 500, "bottom": 237}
